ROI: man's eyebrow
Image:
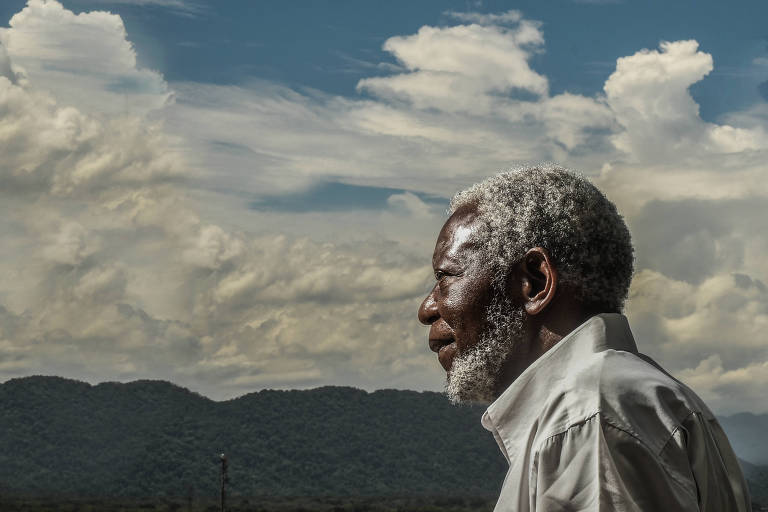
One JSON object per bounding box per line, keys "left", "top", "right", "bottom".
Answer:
{"left": 438, "top": 249, "right": 473, "bottom": 268}
{"left": 433, "top": 248, "right": 460, "bottom": 266}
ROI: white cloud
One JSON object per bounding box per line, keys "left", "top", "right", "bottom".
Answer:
{"left": 443, "top": 10, "right": 523, "bottom": 25}
{"left": 0, "top": 73, "right": 182, "bottom": 197}
{"left": 181, "top": 224, "right": 245, "bottom": 270}
{"left": 0, "top": 43, "right": 19, "bottom": 84}
{"left": 594, "top": 41, "right": 768, "bottom": 218}
{"left": 678, "top": 357, "right": 768, "bottom": 416}
{"left": 387, "top": 192, "right": 433, "bottom": 217}
{"left": 42, "top": 221, "right": 101, "bottom": 265}
{"left": 604, "top": 40, "right": 768, "bottom": 162}
{"left": 627, "top": 269, "right": 768, "bottom": 413}
{"left": 358, "top": 21, "right": 548, "bottom": 113}
{"left": 0, "top": 0, "right": 171, "bottom": 115}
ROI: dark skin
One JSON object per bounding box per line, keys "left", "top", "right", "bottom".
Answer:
{"left": 417, "top": 204, "right": 598, "bottom": 398}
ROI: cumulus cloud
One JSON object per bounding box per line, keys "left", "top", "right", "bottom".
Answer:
{"left": 677, "top": 356, "right": 768, "bottom": 416}
{"left": 387, "top": 192, "right": 433, "bottom": 218}
{"left": 358, "top": 21, "right": 548, "bottom": 113}
{"left": 0, "top": 0, "right": 171, "bottom": 115}
{"left": 41, "top": 221, "right": 101, "bottom": 265}
{"left": 628, "top": 270, "right": 768, "bottom": 414}
{"left": 604, "top": 40, "right": 767, "bottom": 162}
{"left": 629, "top": 198, "right": 768, "bottom": 284}
{"left": 0, "top": 77, "right": 182, "bottom": 196}
{"left": 0, "top": 43, "right": 19, "bottom": 83}
{"left": 624, "top": 196, "right": 768, "bottom": 414}
{"left": 0, "top": 53, "right": 200, "bottom": 388}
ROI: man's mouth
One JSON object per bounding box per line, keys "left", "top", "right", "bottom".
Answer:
{"left": 428, "top": 327, "right": 457, "bottom": 371}
{"left": 437, "top": 341, "right": 457, "bottom": 372}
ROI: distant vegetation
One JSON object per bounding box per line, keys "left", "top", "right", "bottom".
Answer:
{"left": 0, "top": 376, "right": 766, "bottom": 510}
{"left": 0, "top": 376, "right": 504, "bottom": 499}
{"left": 0, "top": 495, "right": 498, "bottom": 512}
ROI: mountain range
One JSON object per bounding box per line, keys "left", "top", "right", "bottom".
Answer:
{"left": 0, "top": 376, "right": 765, "bottom": 507}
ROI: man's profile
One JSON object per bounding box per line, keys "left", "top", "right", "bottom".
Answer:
{"left": 418, "top": 165, "right": 751, "bottom": 511}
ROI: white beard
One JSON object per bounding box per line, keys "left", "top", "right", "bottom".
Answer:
{"left": 444, "top": 296, "right": 526, "bottom": 405}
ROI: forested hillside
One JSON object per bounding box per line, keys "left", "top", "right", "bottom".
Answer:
{"left": 0, "top": 376, "right": 766, "bottom": 508}
{"left": 0, "top": 376, "right": 504, "bottom": 498}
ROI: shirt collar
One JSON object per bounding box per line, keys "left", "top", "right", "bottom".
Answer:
{"left": 481, "top": 313, "right": 638, "bottom": 461}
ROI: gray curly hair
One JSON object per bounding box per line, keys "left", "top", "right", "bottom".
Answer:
{"left": 450, "top": 164, "right": 634, "bottom": 312}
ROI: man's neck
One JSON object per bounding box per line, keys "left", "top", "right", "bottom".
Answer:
{"left": 493, "top": 301, "right": 602, "bottom": 398}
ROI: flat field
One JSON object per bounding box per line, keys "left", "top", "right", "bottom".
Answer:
{"left": 0, "top": 495, "right": 497, "bottom": 512}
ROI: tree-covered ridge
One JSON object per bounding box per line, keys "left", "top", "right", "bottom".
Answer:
{"left": 0, "top": 376, "right": 504, "bottom": 498}
{"left": 1, "top": 376, "right": 766, "bottom": 509}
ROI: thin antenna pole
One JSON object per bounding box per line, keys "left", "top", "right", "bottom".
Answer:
{"left": 220, "top": 453, "right": 228, "bottom": 512}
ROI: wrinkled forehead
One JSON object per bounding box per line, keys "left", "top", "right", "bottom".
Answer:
{"left": 432, "top": 207, "right": 486, "bottom": 266}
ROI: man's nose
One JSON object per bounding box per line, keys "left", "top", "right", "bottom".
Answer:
{"left": 418, "top": 287, "right": 439, "bottom": 325}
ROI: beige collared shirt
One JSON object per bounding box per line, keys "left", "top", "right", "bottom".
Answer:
{"left": 482, "top": 313, "right": 751, "bottom": 511}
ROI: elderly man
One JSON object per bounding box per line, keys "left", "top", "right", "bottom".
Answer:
{"left": 418, "top": 165, "right": 751, "bottom": 511}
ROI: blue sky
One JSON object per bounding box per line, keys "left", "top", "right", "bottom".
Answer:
{"left": 1, "top": 0, "right": 767, "bottom": 414}
{"left": 1, "top": 0, "right": 764, "bottom": 122}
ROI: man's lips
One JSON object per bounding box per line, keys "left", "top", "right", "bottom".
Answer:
{"left": 429, "top": 336, "right": 457, "bottom": 371}
{"left": 428, "top": 324, "right": 456, "bottom": 371}
{"left": 428, "top": 336, "right": 450, "bottom": 353}
{"left": 437, "top": 341, "right": 457, "bottom": 372}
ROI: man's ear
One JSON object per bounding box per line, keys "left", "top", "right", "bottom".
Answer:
{"left": 518, "top": 247, "right": 557, "bottom": 316}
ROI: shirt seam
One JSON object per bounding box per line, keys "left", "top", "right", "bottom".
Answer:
{"left": 539, "top": 410, "right": 644, "bottom": 445}
{"left": 661, "top": 410, "right": 695, "bottom": 456}
{"left": 535, "top": 411, "right": 698, "bottom": 498}
{"left": 601, "top": 418, "right": 697, "bottom": 496}
{"left": 540, "top": 409, "right": 697, "bottom": 459}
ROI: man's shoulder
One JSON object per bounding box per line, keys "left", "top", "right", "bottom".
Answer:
{"left": 597, "top": 350, "right": 713, "bottom": 449}
{"left": 538, "top": 348, "right": 711, "bottom": 454}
